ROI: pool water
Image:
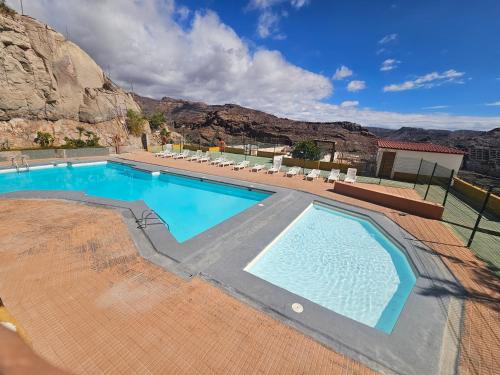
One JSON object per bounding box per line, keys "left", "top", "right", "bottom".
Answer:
{"left": 245, "top": 203, "right": 416, "bottom": 333}
{"left": 0, "top": 162, "right": 269, "bottom": 242}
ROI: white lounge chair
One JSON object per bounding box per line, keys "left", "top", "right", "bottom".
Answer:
{"left": 154, "top": 150, "right": 168, "bottom": 157}
{"left": 219, "top": 159, "right": 235, "bottom": 167}
{"left": 327, "top": 169, "right": 341, "bottom": 182}
{"left": 173, "top": 150, "right": 190, "bottom": 159}
{"left": 305, "top": 169, "right": 321, "bottom": 180}
{"left": 344, "top": 168, "right": 357, "bottom": 183}
{"left": 198, "top": 151, "right": 211, "bottom": 163}
{"left": 187, "top": 150, "right": 202, "bottom": 161}
{"left": 266, "top": 160, "right": 282, "bottom": 174}
{"left": 210, "top": 157, "right": 225, "bottom": 165}
{"left": 250, "top": 164, "right": 265, "bottom": 172}
{"left": 286, "top": 166, "right": 301, "bottom": 177}
{"left": 157, "top": 145, "right": 175, "bottom": 158}
{"left": 233, "top": 160, "right": 250, "bottom": 170}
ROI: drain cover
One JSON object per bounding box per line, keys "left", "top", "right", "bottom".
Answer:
{"left": 292, "top": 303, "right": 303, "bottom": 313}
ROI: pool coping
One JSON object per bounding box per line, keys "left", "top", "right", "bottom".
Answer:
{"left": 0, "top": 158, "right": 465, "bottom": 375}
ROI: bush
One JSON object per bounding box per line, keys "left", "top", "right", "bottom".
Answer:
{"left": 63, "top": 128, "right": 100, "bottom": 148}
{"left": 291, "top": 140, "right": 321, "bottom": 161}
{"left": 148, "top": 112, "right": 166, "bottom": 130}
{"left": 126, "top": 109, "right": 146, "bottom": 137}
{"left": 34, "top": 131, "right": 54, "bottom": 148}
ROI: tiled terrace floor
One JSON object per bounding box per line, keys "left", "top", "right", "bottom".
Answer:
{"left": 0, "top": 152, "right": 498, "bottom": 374}
{"left": 0, "top": 200, "right": 373, "bottom": 375}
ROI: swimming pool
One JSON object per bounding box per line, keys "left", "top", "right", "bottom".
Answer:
{"left": 245, "top": 203, "right": 416, "bottom": 333}
{"left": 0, "top": 162, "right": 270, "bottom": 242}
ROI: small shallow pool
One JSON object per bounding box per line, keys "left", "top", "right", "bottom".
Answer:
{"left": 245, "top": 203, "right": 416, "bottom": 333}
{"left": 0, "top": 162, "right": 270, "bottom": 242}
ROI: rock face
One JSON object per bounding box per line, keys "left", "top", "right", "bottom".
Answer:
{"left": 0, "top": 12, "right": 143, "bottom": 148}
{"left": 136, "top": 95, "right": 378, "bottom": 158}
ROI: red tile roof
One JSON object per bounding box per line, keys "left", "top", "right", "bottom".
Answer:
{"left": 377, "top": 140, "right": 465, "bottom": 155}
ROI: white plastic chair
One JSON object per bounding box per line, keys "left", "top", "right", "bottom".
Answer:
{"left": 286, "top": 166, "right": 301, "bottom": 177}
{"left": 305, "top": 169, "right": 321, "bottom": 180}
{"left": 327, "top": 169, "right": 340, "bottom": 182}
{"left": 344, "top": 168, "right": 357, "bottom": 183}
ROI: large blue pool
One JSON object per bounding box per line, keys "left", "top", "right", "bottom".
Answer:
{"left": 245, "top": 203, "right": 416, "bottom": 333}
{"left": 0, "top": 162, "right": 270, "bottom": 242}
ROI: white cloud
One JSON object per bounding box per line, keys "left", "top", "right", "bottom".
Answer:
{"left": 384, "top": 69, "right": 465, "bottom": 92}
{"left": 248, "top": 0, "right": 284, "bottom": 9}
{"left": 340, "top": 101, "right": 359, "bottom": 108}
{"left": 422, "top": 105, "right": 449, "bottom": 110}
{"left": 347, "top": 80, "right": 366, "bottom": 92}
{"left": 248, "top": 0, "right": 309, "bottom": 38}
{"left": 485, "top": 102, "right": 500, "bottom": 106}
{"left": 380, "top": 59, "right": 400, "bottom": 71}
{"left": 176, "top": 6, "right": 190, "bottom": 21}
{"left": 248, "top": 0, "right": 308, "bottom": 9}
{"left": 291, "top": 0, "right": 310, "bottom": 8}
{"left": 378, "top": 33, "right": 398, "bottom": 44}
{"left": 332, "top": 65, "right": 353, "bottom": 80}
{"left": 7, "top": 0, "right": 500, "bottom": 131}
{"left": 257, "top": 11, "right": 280, "bottom": 38}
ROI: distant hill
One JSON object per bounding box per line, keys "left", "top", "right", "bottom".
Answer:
{"left": 135, "top": 95, "right": 379, "bottom": 157}
{"left": 368, "top": 126, "right": 500, "bottom": 151}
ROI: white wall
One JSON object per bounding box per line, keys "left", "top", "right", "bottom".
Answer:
{"left": 376, "top": 148, "right": 464, "bottom": 178}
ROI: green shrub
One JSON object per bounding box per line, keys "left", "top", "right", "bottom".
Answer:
{"left": 148, "top": 112, "right": 166, "bottom": 130}
{"left": 63, "top": 128, "right": 100, "bottom": 148}
{"left": 291, "top": 140, "right": 321, "bottom": 161}
{"left": 34, "top": 131, "right": 54, "bottom": 148}
{"left": 126, "top": 109, "right": 146, "bottom": 137}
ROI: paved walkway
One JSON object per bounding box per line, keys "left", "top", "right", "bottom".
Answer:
{"left": 0, "top": 200, "right": 373, "bottom": 375}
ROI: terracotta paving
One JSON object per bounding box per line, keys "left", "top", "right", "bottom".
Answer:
{"left": 120, "top": 152, "right": 500, "bottom": 375}
{"left": 0, "top": 200, "right": 373, "bottom": 375}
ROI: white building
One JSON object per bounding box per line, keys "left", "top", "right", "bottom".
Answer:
{"left": 376, "top": 140, "right": 465, "bottom": 179}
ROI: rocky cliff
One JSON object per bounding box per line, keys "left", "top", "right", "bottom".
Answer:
{"left": 0, "top": 11, "right": 143, "bottom": 149}
{"left": 136, "top": 95, "right": 378, "bottom": 158}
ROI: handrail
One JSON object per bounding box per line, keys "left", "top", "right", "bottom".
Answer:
{"left": 10, "top": 156, "right": 19, "bottom": 172}
{"left": 21, "top": 155, "right": 29, "bottom": 172}
{"left": 136, "top": 209, "right": 170, "bottom": 230}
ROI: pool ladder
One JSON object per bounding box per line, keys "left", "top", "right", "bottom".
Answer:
{"left": 10, "top": 156, "right": 30, "bottom": 173}
{"left": 136, "top": 209, "right": 169, "bottom": 230}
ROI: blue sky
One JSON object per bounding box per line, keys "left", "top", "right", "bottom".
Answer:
{"left": 8, "top": 0, "right": 500, "bottom": 130}
{"left": 181, "top": 0, "right": 500, "bottom": 117}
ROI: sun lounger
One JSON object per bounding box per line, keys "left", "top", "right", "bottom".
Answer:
{"left": 344, "top": 168, "right": 357, "bottom": 183}
{"left": 198, "top": 151, "right": 211, "bottom": 163}
{"left": 173, "top": 150, "right": 190, "bottom": 159}
{"left": 266, "top": 159, "right": 282, "bottom": 174}
{"left": 233, "top": 161, "right": 250, "bottom": 170}
{"left": 210, "top": 157, "right": 225, "bottom": 165}
{"left": 156, "top": 145, "right": 175, "bottom": 158}
{"left": 327, "top": 169, "right": 340, "bottom": 182}
{"left": 305, "top": 169, "right": 321, "bottom": 180}
{"left": 187, "top": 150, "right": 202, "bottom": 161}
{"left": 250, "top": 164, "right": 265, "bottom": 172}
{"left": 219, "top": 159, "right": 235, "bottom": 167}
{"left": 286, "top": 166, "right": 301, "bottom": 177}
